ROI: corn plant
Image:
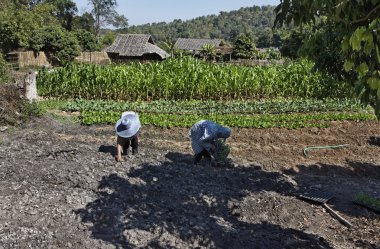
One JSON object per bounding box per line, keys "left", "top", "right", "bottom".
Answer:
{"left": 37, "top": 57, "right": 354, "bottom": 101}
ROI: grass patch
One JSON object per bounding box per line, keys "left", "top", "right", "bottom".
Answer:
{"left": 45, "top": 111, "right": 80, "bottom": 124}
{"left": 354, "top": 192, "right": 380, "bottom": 211}
{"left": 38, "top": 99, "right": 69, "bottom": 112}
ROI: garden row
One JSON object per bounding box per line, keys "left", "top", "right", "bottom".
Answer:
{"left": 37, "top": 98, "right": 375, "bottom": 128}
{"left": 37, "top": 57, "right": 354, "bottom": 101}
{"left": 63, "top": 98, "right": 369, "bottom": 115}
{"left": 81, "top": 111, "right": 375, "bottom": 128}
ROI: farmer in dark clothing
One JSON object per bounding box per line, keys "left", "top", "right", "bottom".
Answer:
{"left": 115, "top": 111, "right": 141, "bottom": 161}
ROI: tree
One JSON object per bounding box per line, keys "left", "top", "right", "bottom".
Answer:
{"left": 159, "top": 40, "right": 176, "bottom": 57}
{"left": 88, "top": 0, "right": 128, "bottom": 37}
{"left": 0, "top": 2, "right": 59, "bottom": 53}
{"left": 45, "top": 0, "right": 77, "bottom": 30}
{"left": 274, "top": 0, "right": 380, "bottom": 117}
{"left": 256, "top": 28, "right": 273, "bottom": 48}
{"left": 29, "top": 26, "right": 80, "bottom": 65}
{"left": 232, "top": 34, "right": 257, "bottom": 59}
{"left": 99, "top": 31, "right": 116, "bottom": 48}
{"left": 298, "top": 20, "right": 348, "bottom": 81}
{"left": 72, "top": 12, "right": 95, "bottom": 32}
{"left": 200, "top": 44, "right": 216, "bottom": 61}
{"left": 73, "top": 29, "right": 100, "bottom": 51}
{"left": 279, "top": 28, "right": 307, "bottom": 59}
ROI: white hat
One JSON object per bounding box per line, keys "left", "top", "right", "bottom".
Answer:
{"left": 115, "top": 113, "right": 141, "bottom": 138}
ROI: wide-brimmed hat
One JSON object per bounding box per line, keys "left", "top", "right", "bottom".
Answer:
{"left": 115, "top": 114, "right": 141, "bottom": 138}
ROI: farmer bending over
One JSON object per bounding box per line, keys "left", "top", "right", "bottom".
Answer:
{"left": 188, "top": 120, "right": 231, "bottom": 165}
{"left": 115, "top": 111, "right": 141, "bottom": 161}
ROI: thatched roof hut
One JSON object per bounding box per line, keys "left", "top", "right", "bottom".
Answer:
{"left": 105, "top": 34, "right": 169, "bottom": 62}
{"left": 174, "top": 38, "right": 222, "bottom": 50}
{"left": 174, "top": 38, "right": 232, "bottom": 57}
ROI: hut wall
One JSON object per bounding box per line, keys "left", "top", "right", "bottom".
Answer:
{"left": 75, "top": 52, "right": 111, "bottom": 65}
{"left": 6, "top": 51, "right": 50, "bottom": 69}
{"left": 108, "top": 53, "right": 163, "bottom": 64}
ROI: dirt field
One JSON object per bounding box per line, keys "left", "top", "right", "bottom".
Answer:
{"left": 0, "top": 116, "right": 380, "bottom": 249}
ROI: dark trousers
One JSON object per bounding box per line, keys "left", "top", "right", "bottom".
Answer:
{"left": 194, "top": 149, "right": 211, "bottom": 164}
{"left": 117, "top": 134, "right": 139, "bottom": 155}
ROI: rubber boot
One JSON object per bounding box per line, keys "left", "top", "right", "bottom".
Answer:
{"left": 193, "top": 153, "right": 202, "bottom": 165}
{"left": 132, "top": 146, "right": 138, "bottom": 155}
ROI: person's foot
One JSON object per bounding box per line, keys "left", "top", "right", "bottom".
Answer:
{"left": 132, "top": 148, "right": 138, "bottom": 155}
{"left": 193, "top": 153, "right": 202, "bottom": 165}
{"left": 123, "top": 146, "right": 129, "bottom": 155}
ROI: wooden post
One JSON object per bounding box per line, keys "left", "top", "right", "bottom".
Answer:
{"left": 24, "top": 70, "right": 38, "bottom": 102}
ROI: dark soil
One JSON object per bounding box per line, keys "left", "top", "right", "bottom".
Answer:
{"left": 0, "top": 84, "right": 24, "bottom": 125}
{"left": 0, "top": 116, "right": 380, "bottom": 248}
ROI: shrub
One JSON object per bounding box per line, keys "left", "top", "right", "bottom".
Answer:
{"left": 0, "top": 52, "right": 8, "bottom": 83}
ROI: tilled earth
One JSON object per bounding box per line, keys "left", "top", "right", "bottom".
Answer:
{"left": 0, "top": 116, "right": 380, "bottom": 249}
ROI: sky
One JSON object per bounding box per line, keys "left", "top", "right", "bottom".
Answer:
{"left": 74, "top": 0, "right": 280, "bottom": 26}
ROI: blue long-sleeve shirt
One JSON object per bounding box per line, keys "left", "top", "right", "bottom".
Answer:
{"left": 188, "top": 120, "right": 231, "bottom": 154}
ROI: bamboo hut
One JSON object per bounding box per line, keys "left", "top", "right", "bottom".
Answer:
{"left": 105, "top": 34, "right": 169, "bottom": 63}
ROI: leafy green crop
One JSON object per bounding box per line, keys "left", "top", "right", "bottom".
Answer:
{"left": 214, "top": 139, "right": 231, "bottom": 162}
{"left": 61, "top": 98, "right": 369, "bottom": 115}
{"left": 80, "top": 111, "right": 376, "bottom": 128}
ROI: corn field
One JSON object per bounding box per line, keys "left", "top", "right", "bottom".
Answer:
{"left": 37, "top": 57, "right": 354, "bottom": 101}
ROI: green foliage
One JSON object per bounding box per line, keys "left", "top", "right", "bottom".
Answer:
{"left": 298, "top": 21, "right": 347, "bottom": 81}
{"left": 62, "top": 98, "right": 367, "bottom": 115}
{"left": 354, "top": 192, "right": 380, "bottom": 210}
{"left": 233, "top": 34, "right": 258, "bottom": 59}
{"left": 73, "top": 29, "right": 100, "bottom": 51}
{"left": 72, "top": 12, "right": 95, "bottom": 32}
{"left": 30, "top": 26, "right": 80, "bottom": 65}
{"left": 124, "top": 6, "right": 283, "bottom": 44}
{"left": 200, "top": 44, "right": 216, "bottom": 60}
{"left": 45, "top": 0, "right": 77, "bottom": 30}
{"left": 0, "top": 2, "right": 59, "bottom": 53}
{"left": 80, "top": 111, "right": 375, "bottom": 128}
{"left": 214, "top": 139, "right": 230, "bottom": 162}
{"left": 0, "top": 52, "right": 8, "bottom": 83}
{"left": 254, "top": 48, "right": 282, "bottom": 60}
{"left": 274, "top": 0, "right": 380, "bottom": 118}
{"left": 38, "top": 99, "right": 68, "bottom": 112}
{"left": 37, "top": 57, "right": 353, "bottom": 100}
{"left": 100, "top": 31, "right": 116, "bottom": 47}
{"left": 21, "top": 100, "right": 43, "bottom": 118}
{"left": 53, "top": 98, "right": 375, "bottom": 129}
{"left": 279, "top": 28, "right": 307, "bottom": 59}
{"left": 89, "top": 0, "right": 127, "bottom": 36}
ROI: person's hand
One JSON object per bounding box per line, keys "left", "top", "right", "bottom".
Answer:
{"left": 209, "top": 144, "right": 216, "bottom": 157}
{"left": 116, "top": 155, "right": 122, "bottom": 162}
{"left": 211, "top": 144, "right": 216, "bottom": 152}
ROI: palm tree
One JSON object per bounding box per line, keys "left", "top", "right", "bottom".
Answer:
{"left": 200, "top": 44, "right": 216, "bottom": 61}
{"left": 160, "top": 40, "right": 176, "bottom": 57}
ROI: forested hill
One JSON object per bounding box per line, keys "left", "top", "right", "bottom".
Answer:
{"left": 121, "top": 5, "right": 282, "bottom": 47}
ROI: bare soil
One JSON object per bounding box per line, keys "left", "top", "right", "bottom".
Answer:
{"left": 1, "top": 116, "right": 380, "bottom": 249}
{"left": 0, "top": 84, "right": 24, "bottom": 126}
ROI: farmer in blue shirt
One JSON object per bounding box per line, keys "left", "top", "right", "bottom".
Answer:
{"left": 188, "top": 120, "right": 231, "bottom": 165}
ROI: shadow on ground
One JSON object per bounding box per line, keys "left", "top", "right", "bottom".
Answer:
{"left": 368, "top": 136, "right": 380, "bottom": 147}
{"left": 284, "top": 159, "right": 380, "bottom": 180}
{"left": 98, "top": 145, "right": 117, "bottom": 157}
{"left": 74, "top": 152, "right": 332, "bottom": 248}
{"left": 283, "top": 159, "right": 380, "bottom": 218}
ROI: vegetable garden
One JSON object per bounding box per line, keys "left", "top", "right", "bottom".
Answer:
{"left": 37, "top": 57, "right": 375, "bottom": 128}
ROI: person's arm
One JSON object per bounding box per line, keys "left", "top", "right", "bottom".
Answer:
{"left": 116, "top": 137, "right": 123, "bottom": 161}
{"left": 200, "top": 126, "right": 216, "bottom": 143}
